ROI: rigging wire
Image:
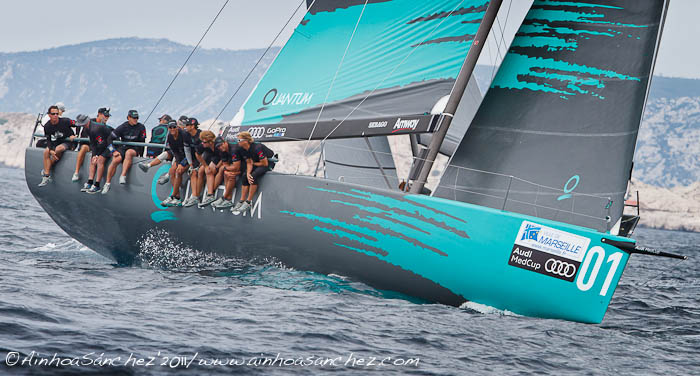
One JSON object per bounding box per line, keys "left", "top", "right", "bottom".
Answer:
{"left": 211, "top": 0, "right": 312, "bottom": 129}
{"left": 489, "top": 0, "right": 513, "bottom": 80}
{"left": 297, "top": 0, "right": 370, "bottom": 174}
{"left": 142, "top": 0, "right": 231, "bottom": 126}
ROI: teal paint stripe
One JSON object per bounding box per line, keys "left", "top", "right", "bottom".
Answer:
{"left": 537, "top": 0, "right": 622, "bottom": 9}
{"left": 309, "top": 186, "right": 468, "bottom": 232}
{"left": 151, "top": 211, "right": 178, "bottom": 223}
{"left": 520, "top": 23, "right": 618, "bottom": 37}
{"left": 150, "top": 164, "right": 173, "bottom": 210}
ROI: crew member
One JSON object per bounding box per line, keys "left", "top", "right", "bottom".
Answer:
{"left": 184, "top": 130, "right": 217, "bottom": 207}
{"left": 146, "top": 114, "right": 170, "bottom": 158}
{"left": 197, "top": 135, "right": 226, "bottom": 208}
{"left": 210, "top": 136, "right": 242, "bottom": 209}
{"left": 231, "top": 131, "right": 274, "bottom": 215}
{"left": 158, "top": 121, "right": 189, "bottom": 206}
{"left": 81, "top": 113, "right": 114, "bottom": 194}
{"left": 73, "top": 107, "right": 110, "bottom": 182}
{"left": 39, "top": 105, "right": 76, "bottom": 187}
{"left": 103, "top": 110, "right": 146, "bottom": 193}
{"left": 181, "top": 118, "right": 203, "bottom": 207}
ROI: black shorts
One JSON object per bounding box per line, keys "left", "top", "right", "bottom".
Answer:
{"left": 49, "top": 141, "right": 74, "bottom": 151}
{"left": 117, "top": 146, "right": 140, "bottom": 159}
{"left": 241, "top": 165, "right": 269, "bottom": 186}
{"left": 93, "top": 148, "right": 112, "bottom": 159}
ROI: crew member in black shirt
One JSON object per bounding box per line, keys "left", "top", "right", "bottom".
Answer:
{"left": 39, "top": 105, "right": 76, "bottom": 187}
{"left": 197, "top": 134, "right": 226, "bottom": 208}
{"left": 210, "top": 136, "right": 243, "bottom": 209}
{"left": 103, "top": 110, "right": 146, "bottom": 193}
{"left": 81, "top": 114, "right": 114, "bottom": 194}
{"left": 73, "top": 107, "right": 110, "bottom": 182}
{"left": 160, "top": 122, "right": 189, "bottom": 206}
{"left": 231, "top": 131, "right": 274, "bottom": 215}
{"left": 181, "top": 118, "right": 204, "bottom": 207}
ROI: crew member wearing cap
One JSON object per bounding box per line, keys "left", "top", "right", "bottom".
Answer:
{"left": 146, "top": 114, "right": 171, "bottom": 158}
{"left": 153, "top": 121, "right": 189, "bottom": 206}
{"left": 102, "top": 110, "right": 146, "bottom": 193}
{"left": 180, "top": 118, "right": 203, "bottom": 207}
{"left": 72, "top": 107, "right": 110, "bottom": 182}
{"left": 81, "top": 113, "right": 114, "bottom": 194}
{"left": 38, "top": 105, "right": 76, "bottom": 187}
{"left": 231, "top": 131, "right": 275, "bottom": 215}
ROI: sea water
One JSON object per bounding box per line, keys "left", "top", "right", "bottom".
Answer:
{"left": 1, "top": 165, "right": 698, "bottom": 375}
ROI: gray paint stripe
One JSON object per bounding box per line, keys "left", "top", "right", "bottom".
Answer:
{"left": 472, "top": 126, "right": 639, "bottom": 137}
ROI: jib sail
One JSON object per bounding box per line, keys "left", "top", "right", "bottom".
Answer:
{"left": 434, "top": 0, "right": 667, "bottom": 232}
{"left": 230, "top": 0, "right": 492, "bottom": 141}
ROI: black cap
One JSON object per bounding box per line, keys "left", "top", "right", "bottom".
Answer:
{"left": 185, "top": 117, "right": 199, "bottom": 127}
{"left": 98, "top": 107, "right": 111, "bottom": 117}
{"left": 167, "top": 120, "right": 178, "bottom": 128}
{"left": 178, "top": 115, "right": 189, "bottom": 123}
{"left": 214, "top": 136, "right": 225, "bottom": 148}
{"left": 159, "top": 114, "right": 172, "bottom": 122}
{"left": 127, "top": 110, "right": 139, "bottom": 119}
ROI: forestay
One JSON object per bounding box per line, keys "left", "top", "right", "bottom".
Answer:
{"left": 229, "top": 0, "right": 492, "bottom": 141}
{"left": 434, "top": 0, "right": 667, "bottom": 232}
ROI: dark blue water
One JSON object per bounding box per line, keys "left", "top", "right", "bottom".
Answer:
{"left": 1, "top": 165, "right": 699, "bottom": 375}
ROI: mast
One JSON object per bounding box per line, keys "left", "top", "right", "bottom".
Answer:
{"left": 410, "top": 0, "right": 502, "bottom": 194}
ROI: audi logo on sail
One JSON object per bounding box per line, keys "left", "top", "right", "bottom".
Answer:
{"left": 248, "top": 127, "right": 265, "bottom": 139}
{"left": 545, "top": 259, "right": 576, "bottom": 278}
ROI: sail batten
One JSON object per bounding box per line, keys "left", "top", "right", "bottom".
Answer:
{"left": 231, "top": 0, "right": 492, "bottom": 141}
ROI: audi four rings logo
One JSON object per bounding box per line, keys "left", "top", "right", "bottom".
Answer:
{"left": 545, "top": 259, "right": 576, "bottom": 278}
{"left": 248, "top": 127, "right": 265, "bottom": 139}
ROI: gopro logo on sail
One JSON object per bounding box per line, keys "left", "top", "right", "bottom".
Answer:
{"left": 391, "top": 118, "right": 419, "bottom": 133}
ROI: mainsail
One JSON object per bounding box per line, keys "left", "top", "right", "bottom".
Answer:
{"left": 230, "top": 0, "right": 493, "bottom": 141}
{"left": 434, "top": 0, "right": 667, "bottom": 232}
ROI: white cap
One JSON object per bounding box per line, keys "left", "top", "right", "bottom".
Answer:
{"left": 55, "top": 102, "right": 66, "bottom": 111}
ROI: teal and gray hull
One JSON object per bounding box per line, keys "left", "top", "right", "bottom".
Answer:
{"left": 25, "top": 147, "right": 633, "bottom": 323}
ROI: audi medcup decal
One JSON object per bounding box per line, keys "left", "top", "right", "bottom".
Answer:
{"left": 508, "top": 221, "right": 591, "bottom": 282}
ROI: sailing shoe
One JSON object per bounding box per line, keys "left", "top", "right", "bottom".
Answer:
{"left": 198, "top": 195, "right": 216, "bottom": 208}
{"left": 71, "top": 173, "right": 80, "bottom": 182}
{"left": 157, "top": 173, "right": 170, "bottom": 185}
{"left": 182, "top": 196, "right": 200, "bottom": 207}
{"left": 38, "top": 175, "right": 52, "bottom": 187}
{"left": 213, "top": 199, "right": 234, "bottom": 209}
{"left": 210, "top": 197, "right": 225, "bottom": 208}
{"left": 231, "top": 201, "right": 245, "bottom": 213}
{"left": 138, "top": 162, "right": 150, "bottom": 173}
{"left": 87, "top": 185, "right": 101, "bottom": 194}
{"left": 81, "top": 183, "right": 91, "bottom": 192}
{"left": 119, "top": 176, "right": 127, "bottom": 185}
{"left": 232, "top": 201, "right": 251, "bottom": 216}
{"left": 161, "top": 196, "right": 174, "bottom": 207}
{"left": 169, "top": 197, "right": 183, "bottom": 207}
{"left": 101, "top": 183, "right": 111, "bottom": 195}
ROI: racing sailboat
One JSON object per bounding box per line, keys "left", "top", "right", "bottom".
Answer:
{"left": 25, "top": 0, "right": 683, "bottom": 323}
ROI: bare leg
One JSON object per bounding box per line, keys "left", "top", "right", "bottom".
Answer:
{"left": 106, "top": 152, "right": 122, "bottom": 183}
{"left": 122, "top": 149, "right": 137, "bottom": 177}
{"left": 95, "top": 156, "right": 107, "bottom": 183}
{"left": 205, "top": 163, "right": 217, "bottom": 195}
{"left": 74, "top": 144, "right": 89, "bottom": 175}
{"left": 88, "top": 156, "right": 97, "bottom": 180}
{"left": 223, "top": 175, "right": 236, "bottom": 200}
{"left": 173, "top": 165, "right": 186, "bottom": 197}
{"left": 194, "top": 167, "right": 206, "bottom": 197}
{"left": 239, "top": 185, "right": 249, "bottom": 202}
{"left": 247, "top": 185, "right": 258, "bottom": 201}
{"left": 43, "top": 148, "right": 52, "bottom": 175}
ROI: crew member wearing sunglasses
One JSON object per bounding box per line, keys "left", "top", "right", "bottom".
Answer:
{"left": 39, "top": 105, "right": 76, "bottom": 187}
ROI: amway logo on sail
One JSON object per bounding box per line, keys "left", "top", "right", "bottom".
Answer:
{"left": 391, "top": 118, "right": 420, "bottom": 133}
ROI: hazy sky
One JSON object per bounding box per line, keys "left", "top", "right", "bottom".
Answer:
{"left": 2, "top": 0, "right": 697, "bottom": 78}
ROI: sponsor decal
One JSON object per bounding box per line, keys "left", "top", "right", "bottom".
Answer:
{"left": 266, "top": 127, "right": 286, "bottom": 138}
{"left": 248, "top": 127, "right": 265, "bottom": 139}
{"left": 368, "top": 121, "right": 388, "bottom": 129}
{"left": 258, "top": 88, "right": 313, "bottom": 112}
{"left": 391, "top": 118, "right": 420, "bottom": 133}
{"left": 508, "top": 221, "right": 591, "bottom": 282}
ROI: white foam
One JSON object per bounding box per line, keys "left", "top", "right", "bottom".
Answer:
{"left": 459, "top": 301, "right": 520, "bottom": 317}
